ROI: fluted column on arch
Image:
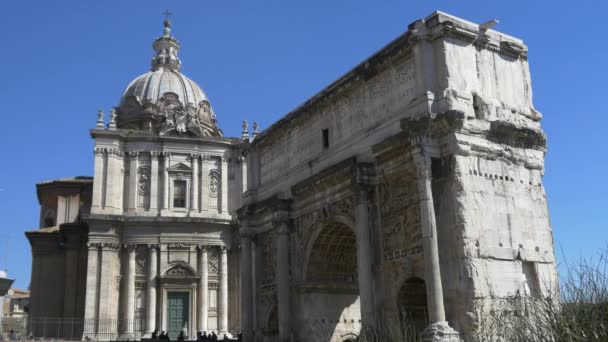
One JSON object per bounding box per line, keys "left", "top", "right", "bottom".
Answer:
{"left": 354, "top": 163, "right": 376, "bottom": 329}
{"left": 412, "top": 146, "right": 459, "bottom": 341}
{"left": 239, "top": 215, "right": 254, "bottom": 341}
{"left": 273, "top": 206, "right": 292, "bottom": 342}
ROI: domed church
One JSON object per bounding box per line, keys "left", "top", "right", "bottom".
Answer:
{"left": 28, "top": 19, "right": 248, "bottom": 340}
{"left": 26, "top": 12, "right": 558, "bottom": 342}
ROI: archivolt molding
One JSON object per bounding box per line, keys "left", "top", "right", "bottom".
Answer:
{"left": 294, "top": 201, "right": 356, "bottom": 283}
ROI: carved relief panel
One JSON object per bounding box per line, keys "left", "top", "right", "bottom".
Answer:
{"left": 258, "top": 229, "right": 277, "bottom": 286}
{"left": 136, "top": 246, "right": 147, "bottom": 276}
{"left": 377, "top": 156, "right": 423, "bottom": 263}
{"left": 208, "top": 247, "right": 219, "bottom": 274}
{"left": 208, "top": 157, "right": 221, "bottom": 211}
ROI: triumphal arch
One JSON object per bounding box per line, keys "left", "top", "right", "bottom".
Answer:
{"left": 237, "top": 11, "right": 556, "bottom": 342}
{"left": 26, "top": 10, "right": 556, "bottom": 342}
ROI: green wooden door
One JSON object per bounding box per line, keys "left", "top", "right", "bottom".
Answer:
{"left": 167, "top": 292, "right": 189, "bottom": 340}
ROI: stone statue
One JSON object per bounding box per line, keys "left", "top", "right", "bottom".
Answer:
{"left": 96, "top": 109, "right": 104, "bottom": 128}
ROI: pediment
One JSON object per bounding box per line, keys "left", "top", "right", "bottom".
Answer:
{"left": 162, "top": 262, "right": 198, "bottom": 278}
{"left": 167, "top": 162, "right": 192, "bottom": 173}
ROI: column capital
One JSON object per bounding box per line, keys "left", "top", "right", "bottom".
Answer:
{"left": 87, "top": 242, "right": 101, "bottom": 250}
{"left": 147, "top": 244, "right": 160, "bottom": 251}
{"left": 100, "top": 242, "right": 121, "bottom": 251}
{"left": 220, "top": 245, "right": 230, "bottom": 253}
{"left": 123, "top": 243, "right": 137, "bottom": 251}
{"left": 239, "top": 229, "right": 256, "bottom": 240}
{"left": 197, "top": 244, "right": 209, "bottom": 251}
{"left": 93, "top": 147, "right": 105, "bottom": 156}
{"left": 190, "top": 153, "right": 200, "bottom": 160}
{"left": 128, "top": 151, "right": 139, "bottom": 158}
{"left": 273, "top": 211, "right": 291, "bottom": 235}
{"left": 106, "top": 148, "right": 121, "bottom": 157}
{"left": 162, "top": 151, "right": 171, "bottom": 158}
{"left": 151, "top": 151, "right": 161, "bottom": 159}
{"left": 350, "top": 163, "right": 373, "bottom": 207}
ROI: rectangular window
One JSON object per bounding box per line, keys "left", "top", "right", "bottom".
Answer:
{"left": 173, "top": 180, "right": 187, "bottom": 208}
{"left": 322, "top": 128, "right": 329, "bottom": 149}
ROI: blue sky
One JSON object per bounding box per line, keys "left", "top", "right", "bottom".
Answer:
{"left": 0, "top": 0, "right": 606, "bottom": 289}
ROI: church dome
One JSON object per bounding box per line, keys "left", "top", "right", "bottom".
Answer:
{"left": 122, "top": 68, "right": 209, "bottom": 108}
{"left": 115, "top": 20, "right": 222, "bottom": 137}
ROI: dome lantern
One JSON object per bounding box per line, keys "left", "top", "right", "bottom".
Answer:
{"left": 114, "top": 19, "right": 222, "bottom": 137}
{"left": 151, "top": 19, "right": 182, "bottom": 71}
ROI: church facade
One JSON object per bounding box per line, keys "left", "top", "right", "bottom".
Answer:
{"left": 26, "top": 11, "right": 557, "bottom": 342}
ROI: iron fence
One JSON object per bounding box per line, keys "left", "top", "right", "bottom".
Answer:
{"left": 0, "top": 317, "right": 145, "bottom": 340}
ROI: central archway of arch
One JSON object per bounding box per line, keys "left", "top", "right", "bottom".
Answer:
{"left": 301, "top": 221, "right": 362, "bottom": 342}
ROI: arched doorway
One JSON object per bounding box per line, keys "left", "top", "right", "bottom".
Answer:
{"left": 302, "top": 222, "right": 361, "bottom": 342}
{"left": 397, "top": 277, "right": 428, "bottom": 336}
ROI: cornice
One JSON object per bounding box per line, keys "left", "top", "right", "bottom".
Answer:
{"left": 90, "top": 128, "right": 244, "bottom": 148}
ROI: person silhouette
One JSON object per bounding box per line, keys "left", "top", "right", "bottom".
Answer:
{"left": 177, "top": 331, "right": 185, "bottom": 341}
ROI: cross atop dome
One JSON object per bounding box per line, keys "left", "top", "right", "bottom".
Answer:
{"left": 162, "top": 10, "right": 172, "bottom": 37}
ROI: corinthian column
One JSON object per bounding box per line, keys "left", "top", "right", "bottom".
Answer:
{"left": 218, "top": 246, "right": 229, "bottom": 333}
{"left": 83, "top": 243, "right": 100, "bottom": 339}
{"left": 147, "top": 245, "right": 158, "bottom": 336}
{"left": 198, "top": 245, "right": 209, "bottom": 332}
{"left": 125, "top": 245, "right": 137, "bottom": 337}
{"left": 354, "top": 168, "right": 376, "bottom": 328}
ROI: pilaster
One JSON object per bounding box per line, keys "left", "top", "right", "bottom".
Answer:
{"left": 150, "top": 152, "right": 160, "bottom": 212}
{"left": 191, "top": 153, "right": 200, "bottom": 214}
{"left": 162, "top": 152, "right": 171, "bottom": 211}
{"left": 221, "top": 156, "right": 229, "bottom": 214}
{"left": 92, "top": 148, "right": 105, "bottom": 211}
{"left": 201, "top": 154, "right": 210, "bottom": 213}
{"left": 128, "top": 152, "right": 139, "bottom": 212}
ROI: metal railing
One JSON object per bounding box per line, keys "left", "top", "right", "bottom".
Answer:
{"left": 0, "top": 317, "right": 145, "bottom": 341}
